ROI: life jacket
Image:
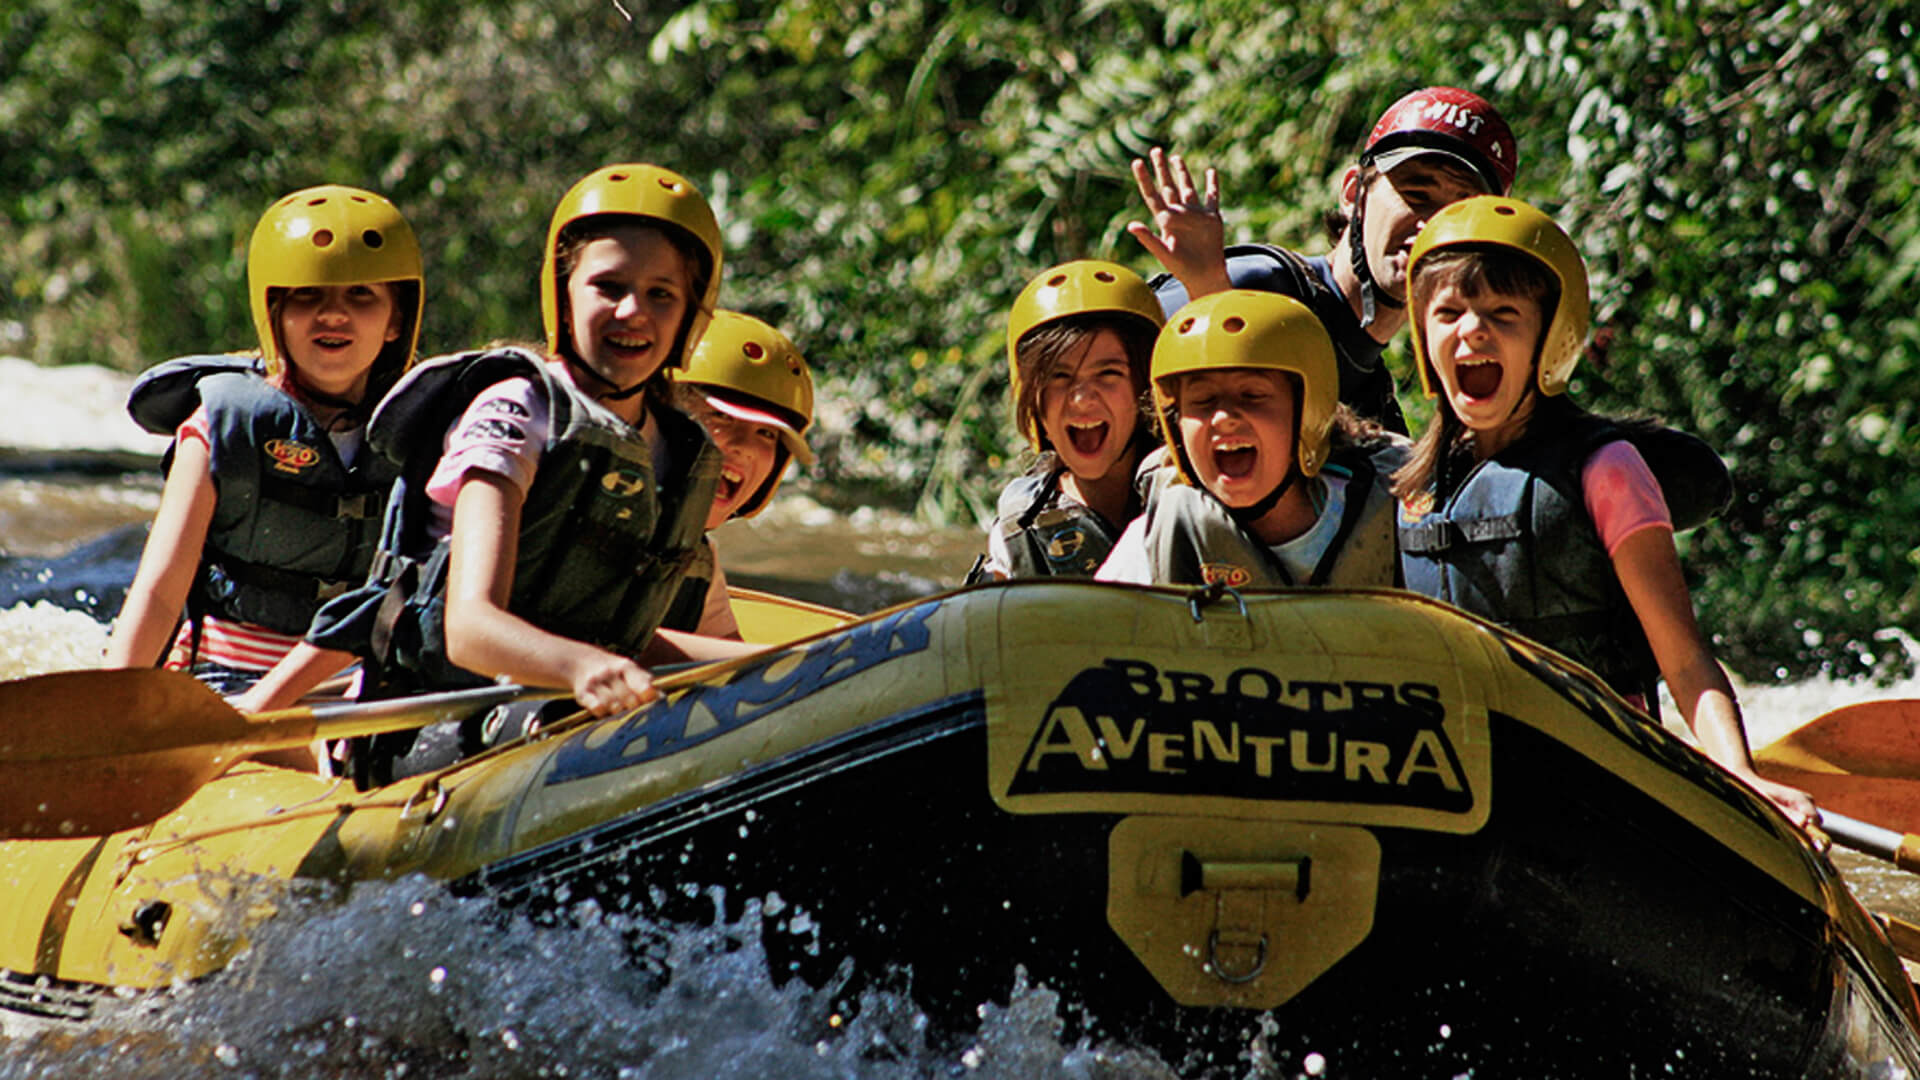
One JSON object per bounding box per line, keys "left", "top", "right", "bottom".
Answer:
{"left": 989, "top": 467, "right": 1132, "bottom": 579}
{"left": 126, "top": 354, "right": 394, "bottom": 636}
{"left": 1150, "top": 246, "right": 1405, "bottom": 435}
{"left": 1395, "top": 415, "right": 1726, "bottom": 702}
{"left": 658, "top": 537, "right": 717, "bottom": 633}
{"left": 306, "top": 346, "right": 720, "bottom": 692}
{"left": 1138, "top": 439, "right": 1407, "bottom": 588}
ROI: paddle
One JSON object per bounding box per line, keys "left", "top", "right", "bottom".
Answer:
{"left": 1753, "top": 699, "right": 1920, "bottom": 836}
{"left": 0, "top": 668, "right": 567, "bottom": 841}
{"left": 1817, "top": 810, "right": 1920, "bottom": 965}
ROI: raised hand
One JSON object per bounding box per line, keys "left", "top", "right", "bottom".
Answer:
{"left": 1127, "top": 148, "right": 1230, "bottom": 298}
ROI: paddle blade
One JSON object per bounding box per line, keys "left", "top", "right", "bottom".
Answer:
{"left": 1757, "top": 699, "right": 1920, "bottom": 836}
{"left": 0, "top": 669, "right": 252, "bottom": 839}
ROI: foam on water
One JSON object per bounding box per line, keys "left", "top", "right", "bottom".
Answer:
{"left": 0, "top": 601, "right": 107, "bottom": 677}
{"left": 0, "top": 877, "right": 1194, "bottom": 1080}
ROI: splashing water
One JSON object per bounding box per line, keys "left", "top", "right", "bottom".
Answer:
{"left": 0, "top": 877, "right": 1196, "bottom": 1080}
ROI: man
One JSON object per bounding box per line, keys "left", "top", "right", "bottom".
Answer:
{"left": 1130, "top": 86, "right": 1517, "bottom": 435}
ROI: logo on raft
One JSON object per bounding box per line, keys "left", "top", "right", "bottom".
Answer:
{"left": 545, "top": 601, "right": 939, "bottom": 785}
{"left": 1007, "top": 659, "right": 1473, "bottom": 813}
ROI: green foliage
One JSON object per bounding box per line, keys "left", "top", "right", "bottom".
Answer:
{"left": 3, "top": 0, "right": 1917, "bottom": 680}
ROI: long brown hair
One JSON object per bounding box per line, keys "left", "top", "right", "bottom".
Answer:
{"left": 1013, "top": 312, "right": 1158, "bottom": 468}
{"left": 1390, "top": 245, "right": 1560, "bottom": 501}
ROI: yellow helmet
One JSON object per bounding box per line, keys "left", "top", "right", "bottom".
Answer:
{"left": 541, "top": 164, "right": 723, "bottom": 369}
{"left": 247, "top": 185, "right": 423, "bottom": 378}
{"left": 1409, "top": 195, "right": 1590, "bottom": 397}
{"left": 1151, "top": 290, "right": 1339, "bottom": 480}
{"left": 677, "top": 311, "right": 816, "bottom": 518}
{"left": 1005, "top": 260, "right": 1163, "bottom": 452}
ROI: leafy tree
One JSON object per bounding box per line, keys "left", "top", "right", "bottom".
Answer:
{"left": 3, "top": 0, "right": 1916, "bottom": 679}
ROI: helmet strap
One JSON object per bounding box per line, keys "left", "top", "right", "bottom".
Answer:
{"left": 1226, "top": 468, "right": 1300, "bottom": 528}
{"left": 564, "top": 353, "right": 652, "bottom": 402}
{"left": 1347, "top": 175, "right": 1406, "bottom": 331}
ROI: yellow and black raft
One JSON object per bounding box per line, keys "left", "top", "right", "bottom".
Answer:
{"left": 3, "top": 581, "right": 1918, "bottom": 1077}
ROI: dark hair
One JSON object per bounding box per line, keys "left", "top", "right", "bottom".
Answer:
{"left": 1390, "top": 245, "right": 1561, "bottom": 501}
{"left": 1013, "top": 311, "right": 1158, "bottom": 461}
{"left": 264, "top": 279, "right": 421, "bottom": 423}
{"left": 551, "top": 214, "right": 714, "bottom": 376}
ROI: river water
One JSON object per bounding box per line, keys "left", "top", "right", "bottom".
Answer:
{"left": 0, "top": 360, "right": 1916, "bottom": 1077}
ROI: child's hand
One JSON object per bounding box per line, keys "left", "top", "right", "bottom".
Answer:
{"left": 568, "top": 651, "right": 659, "bottom": 717}
{"left": 1127, "top": 148, "right": 1230, "bottom": 298}
{"left": 1750, "top": 775, "right": 1821, "bottom": 834}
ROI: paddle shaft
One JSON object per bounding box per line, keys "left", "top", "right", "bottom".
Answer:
{"left": 1822, "top": 811, "right": 1920, "bottom": 874}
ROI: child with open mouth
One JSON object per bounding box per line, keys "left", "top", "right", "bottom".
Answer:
{"left": 972, "top": 260, "right": 1163, "bottom": 581}
{"left": 1096, "top": 289, "right": 1406, "bottom": 587}
{"left": 658, "top": 310, "right": 816, "bottom": 651}
{"left": 1390, "top": 195, "right": 1816, "bottom": 831}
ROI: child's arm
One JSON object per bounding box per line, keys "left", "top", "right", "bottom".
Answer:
{"left": 1126, "top": 147, "right": 1231, "bottom": 299}
{"left": 229, "top": 642, "right": 358, "bottom": 713}
{"left": 104, "top": 437, "right": 218, "bottom": 668}
{"left": 641, "top": 562, "right": 761, "bottom": 664}
{"left": 1611, "top": 526, "right": 1819, "bottom": 828}
{"left": 443, "top": 471, "right": 658, "bottom": 717}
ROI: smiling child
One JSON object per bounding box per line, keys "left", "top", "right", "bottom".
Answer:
{"left": 974, "top": 260, "right": 1163, "bottom": 581}
{"left": 1096, "top": 289, "right": 1406, "bottom": 587}
{"left": 1390, "top": 195, "right": 1816, "bottom": 829}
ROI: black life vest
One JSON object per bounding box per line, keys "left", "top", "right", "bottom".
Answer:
{"left": 1395, "top": 415, "right": 1729, "bottom": 702}
{"left": 306, "top": 346, "right": 720, "bottom": 692}
{"left": 127, "top": 355, "right": 394, "bottom": 636}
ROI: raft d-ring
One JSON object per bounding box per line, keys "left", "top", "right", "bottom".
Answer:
{"left": 1186, "top": 580, "right": 1249, "bottom": 622}
{"left": 1206, "top": 929, "right": 1269, "bottom": 984}
{"left": 400, "top": 780, "right": 448, "bottom": 823}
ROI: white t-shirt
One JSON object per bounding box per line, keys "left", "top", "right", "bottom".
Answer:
{"left": 1095, "top": 471, "right": 1349, "bottom": 585}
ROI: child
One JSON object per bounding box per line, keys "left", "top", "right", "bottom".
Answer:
{"left": 106, "top": 184, "right": 422, "bottom": 696}
{"left": 1130, "top": 86, "right": 1519, "bottom": 434}
{"left": 1097, "top": 289, "right": 1406, "bottom": 587}
{"left": 1389, "top": 194, "right": 1816, "bottom": 827}
{"left": 972, "top": 260, "right": 1163, "bottom": 581}
{"left": 659, "top": 309, "right": 817, "bottom": 645}
{"left": 245, "top": 163, "right": 724, "bottom": 740}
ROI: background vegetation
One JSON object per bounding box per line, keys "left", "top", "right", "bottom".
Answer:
{"left": 3, "top": 0, "right": 1916, "bottom": 681}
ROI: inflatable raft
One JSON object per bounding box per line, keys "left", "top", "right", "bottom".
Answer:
{"left": 3, "top": 581, "right": 1918, "bottom": 1076}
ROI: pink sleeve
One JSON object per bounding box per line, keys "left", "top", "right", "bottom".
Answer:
{"left": 424, "top": 378, "right": 550, "bottom": 508}
{"left": 1582, "top": 440, "right": 1672, "bottom": 556}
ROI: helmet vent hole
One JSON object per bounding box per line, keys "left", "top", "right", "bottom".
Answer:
{"left": 607, "top": 172, "right": 630, "bottom": 183}
{"left": 306, "top": 197, "right": 328, "bottom": 207}
{"left": 1094, "top": 271, "right": 1115, "bottom": 283}
{"left": 1494, "top": 205, "right": 1517, "bottom": 216}
{"left": 1221, "top": 316, "right": 1246, "bottom": 334}
{"left": 311, "top": 229, "right": 334, "bottom": 248}
{"left": 658, "top": 177, "right": 683, "bottom": 193}
{"left": 1177, "top": 317, "right": 1196, "bottom": 334}
{"left": 1046, "top": 274, "right": 1068, "bottom": 287}
{"left": 742, "top": 342, "right": 766, "bottom": 360}
{"left": 362, "top": 229, "right": 385, "bottom": 249}
{"left": 350, "top": 195, "right": 369, "bottom": 203}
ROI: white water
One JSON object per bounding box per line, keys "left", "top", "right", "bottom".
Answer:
{"left": 0, "top": 360, "right": 1914, "bottom": 1076}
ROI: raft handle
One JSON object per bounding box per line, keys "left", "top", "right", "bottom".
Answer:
{"left": 1186, "top": 581, "right": 1248, "bottom": 623}
{"left": 400, "top": 780, "right": 448, "bottom": 823}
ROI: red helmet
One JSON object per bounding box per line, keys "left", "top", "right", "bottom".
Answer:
{"left": 1362, "top": 86, "right": 1516, "bottom": 195}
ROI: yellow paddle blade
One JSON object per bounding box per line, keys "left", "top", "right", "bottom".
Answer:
{"left": 0, "top": 669, "right": 265, "bottom": 838}
{"left": 0, "top": 670, "right": 565, "bottom": 840}
{"left": 1756, "top": 700, "right": 1920, "bottom": 836}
